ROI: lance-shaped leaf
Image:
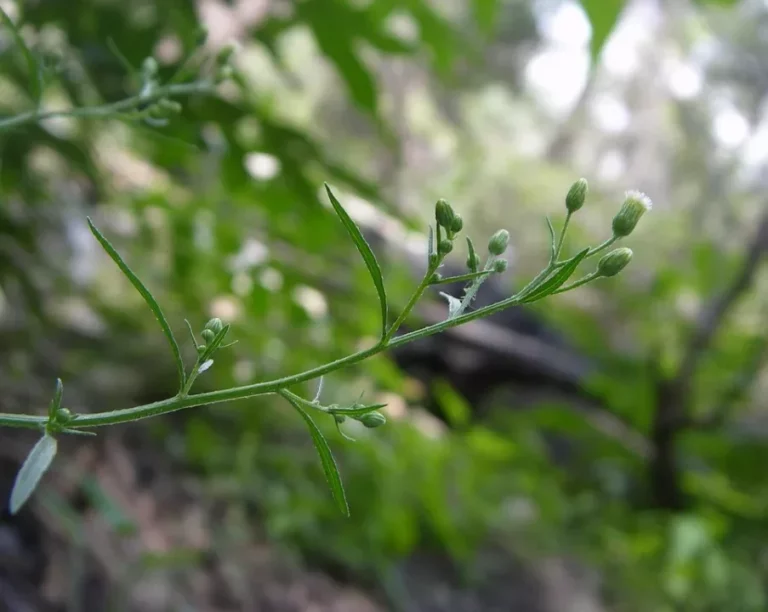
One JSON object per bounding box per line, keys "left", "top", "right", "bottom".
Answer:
{"left": 280, "top": 391, "right": 349, "bottom": 516}
{"left": 48, "top": 378, "right": 63, "bottom": 420}
{"left": 10, "top": 434, "right": 58, "bottom": 514}
{"left": 324, "top": 184, "right": 388, "bottom": 339}
{"left": 87, "top": 218, "right": 186, "bottom": 392}
{"left": 519, "top": 248, "right": 590, "bottom": 303}
{"left": 0, "top": 7, "right": 42, "bottom": 103}
{"left": 546, "top": 217, "right": 557, "bottom": 264}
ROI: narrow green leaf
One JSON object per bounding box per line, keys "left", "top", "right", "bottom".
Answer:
{"left": 0, "top": 7, "right": 41, "bottom": 103}
{"left": 472, "top": 0, "right": 500, "bottom": 34}
{"left": 86, "top": 218, "right": 186, "bottom": 391}
{"left": 281, "top": 391, "right": 349, "bottom": 516}
{"left": 520, "top": 248, "right": 590, "bottom": 303}
{"left": 581, "top": 0, "right": 625, "bottom": 63}
{"left": 466, "top": 237, "right": 478, "bottom": 273}
{"left": 106, "top": 38, "right": 139, "bottom": 80}
{"left": 428, "top": 225, "right": 435, "bottom": 266}
{"left": 48, "top": 378, "right": 63, "bottom": 420}
{"left": 10, "top": 434, "right": 58, "bottom": 514}
{"left": 546, "top": 217, "right": 557, "bottom": 264}
{"left": 324, "top": 184, "right": 388, "bottom": 339}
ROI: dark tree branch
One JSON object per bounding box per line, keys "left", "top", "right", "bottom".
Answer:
{"left": 649, "top": 210, "right": 768, "bottom": 509}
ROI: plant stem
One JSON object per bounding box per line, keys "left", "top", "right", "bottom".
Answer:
{"left": 0, "top": 81, "right": 215, "bottom": 132}
{"left": 450, "top": 256, "right": 496, "bottom": 319}
{"left": 382, "top": 263, "right": 439, "bottom": 343}
{"left": 0, "top": 284, "right": 535, "bottom": 430}
{"left": 430, "top": 270, "right": 493, "bottom": 285}
{"left": 554, "top": 212, "right": 571, "bottom": 261}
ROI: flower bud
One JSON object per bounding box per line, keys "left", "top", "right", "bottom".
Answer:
{"left": 428, "top": 253, "right": 439, "bottom": 268}
{"left": 157, "top": 98, "right": 182, "bottom": 114}
{"left": 359, "top": 411, "right": 386, "bottom": 428}
{"left": 493, "top": 258, "right": 508, "bottom": 273}
{"left": 430, "top": 272, "right": 442, "bottom": 283}
{"left": 596, "top": 247, "right": 633, "bottom": 277}
{"left": 438, "top": 239, "right": 453, "bottom": 255}
{"left": 334, "top": 414, "right": 346, "bottom": 424}
{"left": 565, "top": 178, "right": 588, "bottom": 214}
{"left": 201, "top": 329, "right": 216, "bottom": 344}
{"left": 435, "top": 199, "right": 455, "bottom": 229}
{"left": 612, "top": 191, "right": 652, "bottom": 237}
{"left": 487, "top": 229, "right": 509, "bottom": 256}
{"left": 450, "top": 214, "right": 463, "bottom": 233}
{"left": 141, "top": 57, "right": 158, "bottom": 78}
{"left": 55, "top": 407, "right": 74, "bottom": 424}
{"left": 204, "top": 318, "right": 224, "bottom": 335}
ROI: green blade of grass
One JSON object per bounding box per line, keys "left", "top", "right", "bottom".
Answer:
{"left": 87, "top": 217, "right": 186, "bottom": 391}
{"left": 280, "top": 390, "right": 350, "bottom": 516}
{"left": 324, "top": 184, "right": 388, "bottom": 340}
{"left": 0, "top": 7, "right": 41, "bottom": 104}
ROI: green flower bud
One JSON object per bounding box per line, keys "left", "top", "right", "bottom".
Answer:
{"left": 565, "top": 178, "right": 588, "bottom": 214}
{"left": 359, "top": 411, "right": 386, "bottom": 428}
{"left": 55, "top": 407, "right": 74, "bottom": 424}
{"left": 201, "top": 329, "right": 216, "bottom": 344}
{"left": 438, "top": 239, "right": 453, "bottom": 255}
{"left": 435, "top": 199, "right": 455, "bottom": 230}
{"left": 141, "top": 57, "right": 158, "bottom": 78}
{"left": 430, "top": 272, "right": 442, "bottom": 283}
{"left": 493, "top": 258, "right": 508, "bottom": 273}
{"left": 204, "top": 318, "right": 224, "bottom": 335}
{"left": 466, "top": 253, "right": 481, "bottom": 272}
{"left": 488, "top": 229, "right": 509, "bottom": 256}
{"left": 428, "top": 253, "right": 439, "bottom": 268}
{"left": 450, "top": 214, "right": 463, "bottom": 233}
{"left": 612, "top": 191, "right": 652, "bottom": 237}
{"left": 157, "top": 98, "right": 182, "bottom": 114}
{"left": 596, "top": 247, "right": 633, "bottom": 277}
{"left": 334, "top": 414, "right": 347, "bottom": 424}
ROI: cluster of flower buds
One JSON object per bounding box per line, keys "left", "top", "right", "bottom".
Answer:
{"left": 433, "top": 199, "right": 464, "bottom": 258}
{"left": 198, "top": 317, "right": 225, "bottom": 355}
{"left": 561, "top": 178, "right": 652, "bottom": 279}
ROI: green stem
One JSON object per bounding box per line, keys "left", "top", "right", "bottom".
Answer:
{"left": 0, "top": 284, "right": 536, "bottom": 431}
{"left": 382, "top": 263, "right": 439, "bottom": 343}
{"left": 554, "top": 212, "right": 571, "bottom": 261}
{"left": 451, "top": 256, "right": 496, "bottom": 319}
{"left": 0, "top": 81, "right": 215, "bottom": 132}
{"left": 551, "top": 271, "right": 600, "bottom": 295}
{"left": 430, "top": 270, "right": 494, "bottom": 285}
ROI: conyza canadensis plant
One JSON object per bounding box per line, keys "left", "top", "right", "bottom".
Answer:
{"left": 0, "top": 9, "right": 653, "bottom": 516}
{"left": 2, "top": 181, "right": 652, "bottom": 516}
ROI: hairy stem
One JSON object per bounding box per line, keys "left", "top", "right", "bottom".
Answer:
{"left": 0, "top": 286, "right": 533, "bottom": 430}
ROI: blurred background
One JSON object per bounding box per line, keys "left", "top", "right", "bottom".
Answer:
{"left": 1, "top": 0, "right": 767, "bottom": 610}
